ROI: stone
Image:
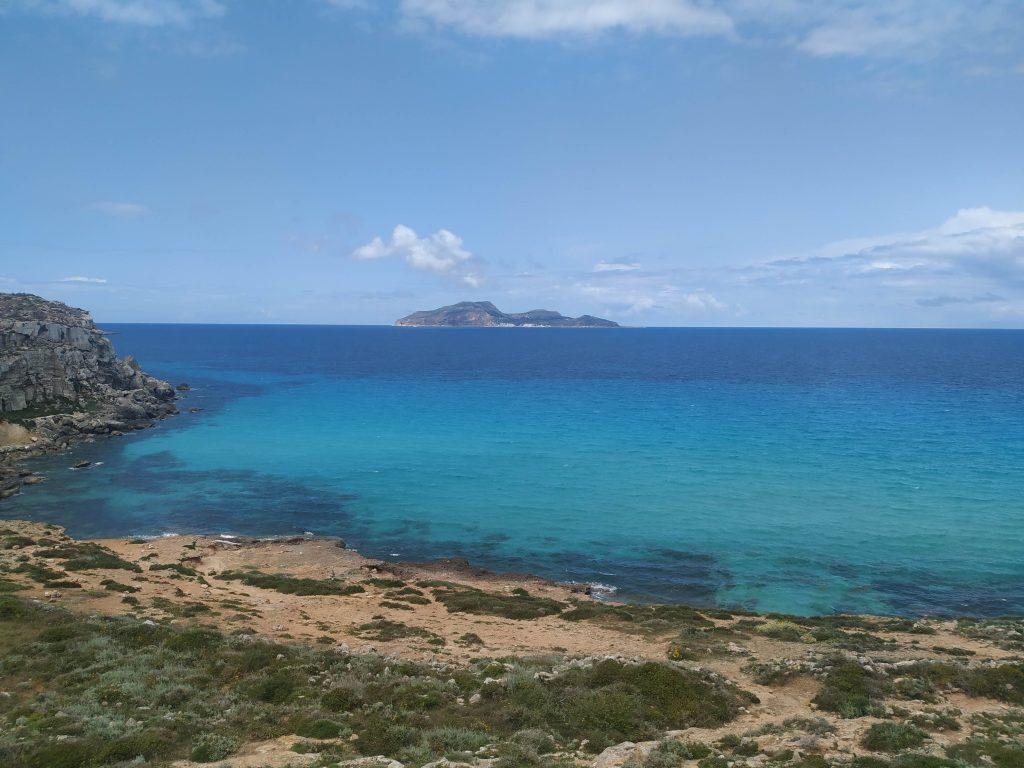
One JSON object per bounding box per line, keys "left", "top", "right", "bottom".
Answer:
{"left": 336, "top": 758, "right": 403, "bottom": 768}
{"left": 593, "top": 741, "right": 655, "bottom": 768}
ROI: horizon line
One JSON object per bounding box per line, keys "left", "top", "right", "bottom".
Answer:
{"left": 95, "top": 321, "right": 1024, "bottom": 332}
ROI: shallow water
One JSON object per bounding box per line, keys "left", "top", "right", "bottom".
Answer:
{"left": 4, "top": 325, "right": 1024, "bottom": 616}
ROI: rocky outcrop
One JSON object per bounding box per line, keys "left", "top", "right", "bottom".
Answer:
{"left": 0, "top": 293, "right": 178, "bottom": 497}
{"left": 396, "top": 301, "right": 620, "bottom": 327}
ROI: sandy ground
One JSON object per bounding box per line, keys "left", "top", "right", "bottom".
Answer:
{"left": 1, "top": 520, "right": 1021, "bottom": 768}
{"left": 0, "top": 422, "right": 33, "bottom": 447}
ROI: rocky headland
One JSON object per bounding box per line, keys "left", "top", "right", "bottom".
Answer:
{"left": 0, "top": 293, "right": 178, "bottom": 498}
{"left": 396, "top": 301, "right": 620, "bottom": 327}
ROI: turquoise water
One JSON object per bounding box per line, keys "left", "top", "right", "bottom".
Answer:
{"left": 4, "top": 325, "right": 1023, "bottom": 616}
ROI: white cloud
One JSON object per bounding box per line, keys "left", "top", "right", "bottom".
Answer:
{"left": 743, "top": 206, "right": 1024, "bottom": 322}
{"left": 578, "top": 280, "right": 727, "bottom": 315}
{"left": 400, "top": 0, "right": 734, "bottom": 38}
{"left": 85, "top": 201, "right": 151, "bottom": 217}
{"left": 555, "top": 206, "right": 1024, "bottom": 325}
{"left": 353, "top": 224, "right": 484, "bottom": 287}
{"left": 59, "top": 275, "right": 108, "bottom": 284}
{"left": 593, "top": 260, "right": 640, "bottom": 272}
{"left": 726, "top": 0, "right": 1017, "bottom": 60}
{"left": 681, "top": 289, "right": 726, "bottom": 310}
{"left": 20, "top": 0, "right": 224, "bottom": 26}
{"left": 379, "top": 1, "right": 1021, "bottom": 62}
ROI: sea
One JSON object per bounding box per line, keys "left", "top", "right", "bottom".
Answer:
{"left": 3, "top": 325, "right": 1023, "bottom": 617}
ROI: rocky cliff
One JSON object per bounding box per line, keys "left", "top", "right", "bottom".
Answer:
{"left": 1, "top": 293, "right": 178, "bottom": 496}
{"left": 396, "top": 301, "right": 620, "bottom": 327}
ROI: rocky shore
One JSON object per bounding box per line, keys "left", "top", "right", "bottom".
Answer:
{"left": 0, "top": 293, "right": 178, "bottom": 499}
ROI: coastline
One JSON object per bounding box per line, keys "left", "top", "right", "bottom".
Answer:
{"left": 0, "top": 293, "right": 181, "bottom": 499}
{"left": 1, "top": 518, "right": 1022, "bottom": 767}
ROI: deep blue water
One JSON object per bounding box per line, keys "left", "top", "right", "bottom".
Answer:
{"left": 4, "top": 325, "right": 1024, "bottom": 617}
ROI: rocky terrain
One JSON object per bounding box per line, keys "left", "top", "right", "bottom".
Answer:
{"left": 0, "top": 293, "right": 178, "bottom": 498}
{"left": 396, "top": 301, "right": 620, "bottom": 327}
{"left": 0, "top": 520, "right": 1021, "bottom": 768}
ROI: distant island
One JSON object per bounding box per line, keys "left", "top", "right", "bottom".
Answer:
{"left": 395, "top": 301, "right": 619, "bottom": 328}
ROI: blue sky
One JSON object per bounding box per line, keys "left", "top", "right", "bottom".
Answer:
{"left": 1, "top": 1, "right": 1022, "bottom": 326}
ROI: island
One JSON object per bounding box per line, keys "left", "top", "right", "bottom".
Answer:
{"left": 395, "top": 301, "right": 619, "bottom": 327}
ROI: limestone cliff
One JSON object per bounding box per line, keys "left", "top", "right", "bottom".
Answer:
{"left": 0, "top": 293, "right": 178, "bottom": 496}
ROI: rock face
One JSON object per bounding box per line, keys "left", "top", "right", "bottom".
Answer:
{"left": 396, "top": 301, "right": 619, "bottom": 328}
{"left": 0, "top": 293, "right": 178, "bottom": 496}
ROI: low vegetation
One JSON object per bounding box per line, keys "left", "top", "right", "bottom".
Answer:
{"left": 861, "top": 723, "right": 929, "bottom": 753}
{"left": 812, "top": 660, "right": 886, "bottom": 718}
{"left": 426, "top": 581, "right": 566, "bottom": 619}
{"left": 350, "top": 618, "right": 445, "bottom": 645}
{"left": 0, "top": 595, "right": 756, "bottom": 766}
{"left": 215, "top": 568, "right": 366, "bottom": 596}
{"left": 33, "top": 541, "right": 141, "bottom": 573}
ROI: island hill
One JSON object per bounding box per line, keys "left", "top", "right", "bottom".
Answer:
{"left": 396, "top": 301, "right": 619, "bottom": 327}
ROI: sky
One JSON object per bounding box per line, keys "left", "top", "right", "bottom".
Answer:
{"left": 1, "top": 1, "right": 1022, "bottom": 327}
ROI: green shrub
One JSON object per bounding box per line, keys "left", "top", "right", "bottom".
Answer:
{"left": 322, "top": 686, "right": 362, "bottom": 712}
{"left": 646, "top": 739, "right": 712, "bottom": 767}
{"left": 13, "top": 561, "right": 66, "bottom": 582}
{"left": 958, "top": 664, "right": 1024, "bottom": 705}
{"left": 753, "top": 620, "right": 806, "bottom": 641}
{"left": 216, "top": 569, "right": 365, "bottom": 596}
{"left": 150, "top": 562, "right": 199, "bottom": 577}
{"left": 190, "top": 733, "right": 238, "bottom": 763}
{"left": 430, "top": 583, "right": 565, "bottom": 620}
{"left": 2, "top": 535, "right": 36, "bottom": 549}
{"left": 364, "top": 577, "right": 406, "bottom": 588}
{"left": 101, "top": 578, "right": 139, "bottom": 593}
{"left": 294, "top": 717, "right": 342, "bottom": 739}
{"left": 163, "top": 627, "right": 222, "bottom": 654}
{"left": 253, "top": 670, "right": 297, "bottom": 703}
{"left": 0, "top": 595, "right": 31, "bottom": 619}
{"left": 350, "top": 709, "right": 417, "bottom": 755}
{"left": 35, "top": 542, "right": 141, "bottom": 572}
{"left": 946, "top": 738, "right": 1024, "bottom": 768}
{"left": 151, "top": 595, "right": 212, "bottom": 617}
{"left": 560, "top": 602, "right": 713, "bottom": 633}
{"left": 0, "top": 577, "right": 27, "bottom": 593}
{"left": 351, "top": 618, "right": 442, "bottom": 643}
{"left": 42, "top": 579, "right": 81, "bottom": 589}
{"left": 494, "top": 740, "right": 546, "bottom": 768}
{"left": 421, "top": 726, "right": 492, "bottom": 754}
{"left": 812, "top": 661, "right": 884, "bottom": 717}
{"left": 511, "top": 728, "right": 556, "bottom": 755}
{"left": 862, "top": 723, "right": 928, "bottom": 753}
{"left": 891, "top": 755, "right": 959, "bottom": 768}
{"left": 37, "top": 624, "right": 82, "bottom": 643}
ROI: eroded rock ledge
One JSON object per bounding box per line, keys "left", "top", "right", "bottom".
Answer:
{"left": 0, "top": 292, "right": 178, "bottom": 497}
